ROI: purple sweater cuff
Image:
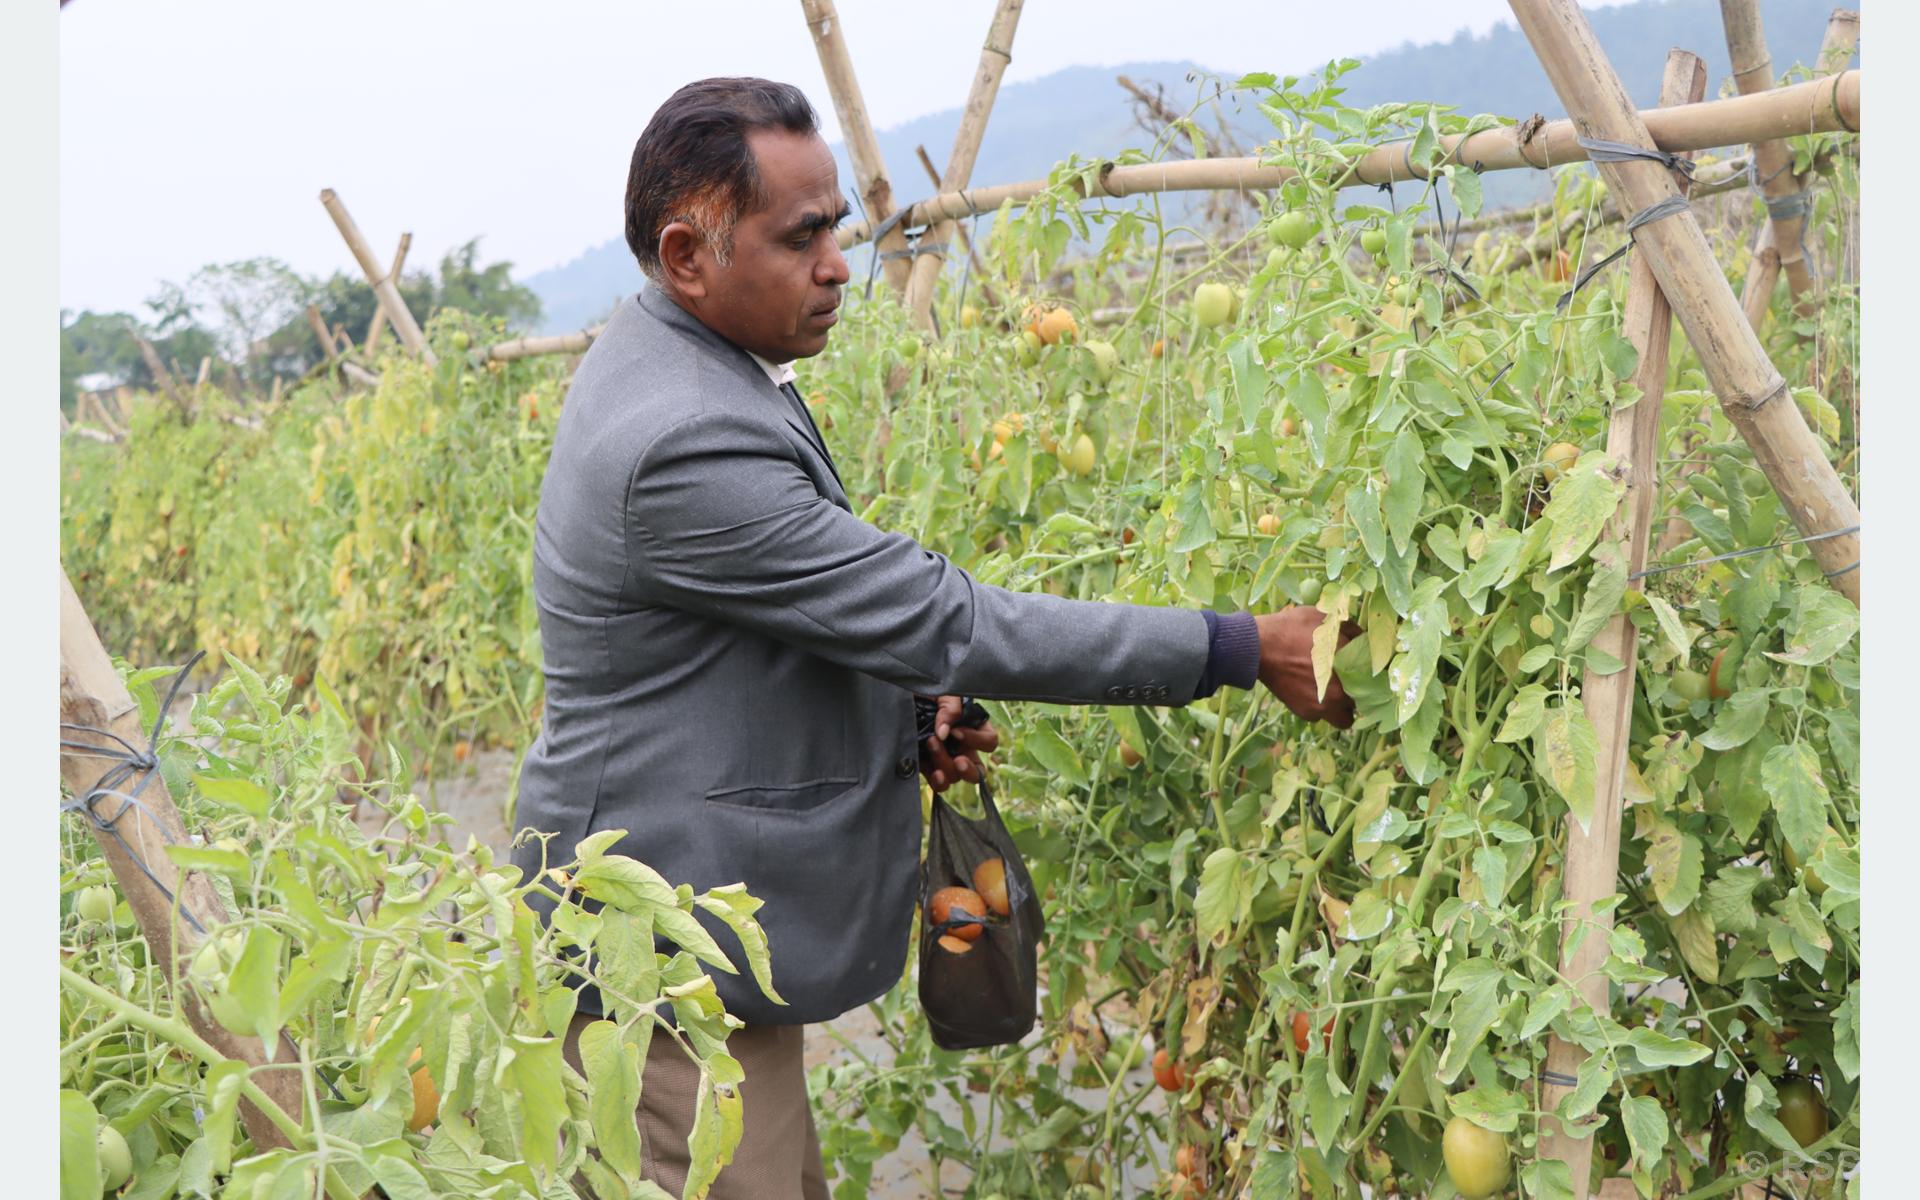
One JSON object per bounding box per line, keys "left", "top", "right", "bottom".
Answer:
{"left": 1194, "top": 610, "right": 1262, "bottom": 699}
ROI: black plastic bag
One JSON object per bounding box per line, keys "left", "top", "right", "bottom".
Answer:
{"left": 917, "top": 773, "right": 1044, "bottom": 1050}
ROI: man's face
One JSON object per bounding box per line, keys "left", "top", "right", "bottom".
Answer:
{"left": 665, "top": 129, "right": 851, "bottom": 363}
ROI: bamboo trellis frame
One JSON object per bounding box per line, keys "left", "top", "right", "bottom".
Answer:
{"left": 1538, "top": 45, "right": 1707, "bottom": 1198}
{"left": 1506, "top": 0, "right": 1859, "bottom": 606}
{"left": 362, "top": 232, "right": 413, "bottom": 356}
{"left": 903, "top": 0, "right": 1023, "bottom": 329}
{"left": 319, "top": 189, "right": 435, "bottom": 365}
{"left": 1737, "top": 6, "right": 1858, "bottom": 332}
{"left": 800, "top": 0, "right": 911, "bottom": 297}
{"left": 834, "top": 70, "right": 1858, "bottom": 250}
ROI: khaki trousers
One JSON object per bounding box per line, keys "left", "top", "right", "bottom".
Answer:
{"left": 563, "top": 1014, "right": 830, "bottom": 1199}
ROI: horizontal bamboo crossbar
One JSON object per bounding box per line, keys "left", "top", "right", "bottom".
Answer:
{"left": 837, "top": 70, "right": 1858, "bottom": 249}
{"left": 484, "top": 325, "right": 606, "bottom": 363}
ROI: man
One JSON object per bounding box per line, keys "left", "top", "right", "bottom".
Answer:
{"left": 511, "top": 76, "right": 1353, "bottom": 1198}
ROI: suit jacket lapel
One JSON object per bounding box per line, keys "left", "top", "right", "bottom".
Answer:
{"left": 777, "top": 381, "right": 846, "bottom": 495}
{"left": 635, "top": 286, "right": 850, "bottom": 508}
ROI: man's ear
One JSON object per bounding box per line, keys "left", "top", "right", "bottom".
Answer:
{"left": 658, "top": 222, "right": 708, "bottom": 299}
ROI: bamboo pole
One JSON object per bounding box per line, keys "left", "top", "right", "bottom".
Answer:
{"left": 836, "top": 70, "right": 1859, "bottom": 250}
{"left": 363, "top": 232, "right": 412, "bottom": 356}
{"left": 192, "top": 356, "right": 212, "bottom": 405}
{"left": 66, "top": 425, "right": 118, "bottom": 445}
{"left": 904, "top": 0, "right": 1024, "bottom": 329}
{"left": 915, "top": 144, "right": 999, "bottom": 310}
{"left": 305, "top": 305, "right": 340, "bottom": 360}
{"left": 132, "top": 334, "right": 189, "bottom": 420}
{"left": 318, "top": 190, "right": 435, "bottom": 364}
{"left": 60, "top": 567, "right": 304, "bottom": 1151}
{"left": 1539, "top": 49, "right": 1707, "bottom": 1199}
{"left": 800, "top": 0, "right": 911, "bottom": 297}
{"left": 484, "top": 324, "right": 606, "bottom": 363}
{"left": 1720, "top": 0, "right": 1826, "bottom": 328}
{"left": 1504, "top": 0, "right": 1859, "bottom": 604}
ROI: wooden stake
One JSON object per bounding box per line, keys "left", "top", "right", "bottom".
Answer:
{"left": 904, "top": 0, "right": 1024, "bottom": 328}
{"left": 192, "top": 356, "right": 212, "bottom": 406}
{"left": 1503, "top": 0, "right": 1859, "bottom": 604}
{"left": 363, "top": 232, "right": 412, "bottom": 356}
{"left": 1538, "top": 48, "right": 1707, "bottom": 1199}
{"left": 318, "top": 190, "right": 435, "bottom": 364}
{"left": 60, "top": 567, "right": 304, "bottom": 1151}
{"left": 800, "top": 0, "right": 911, "bottom": 297}
{"left": 836, "top": 71, "right": 1860, "bottom": 250}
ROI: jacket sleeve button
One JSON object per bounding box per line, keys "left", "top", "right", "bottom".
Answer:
{"left": 896, "top": 754, "right": 919, "bottom": 779}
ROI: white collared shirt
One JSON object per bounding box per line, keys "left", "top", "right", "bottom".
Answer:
{"left": 745, "top": 350, "right": 798, "bottom": 389}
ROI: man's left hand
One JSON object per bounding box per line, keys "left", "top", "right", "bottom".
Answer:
{"left": 921, "top": 694, "right": 999, "bottom": 792}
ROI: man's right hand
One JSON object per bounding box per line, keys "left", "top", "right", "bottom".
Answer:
{"left": 1254, "top": 607, "right": 1361, "bottom": 729}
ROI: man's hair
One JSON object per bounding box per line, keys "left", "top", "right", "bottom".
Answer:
{"left": 625, "top": 78, "right": 820, "bottom": 285}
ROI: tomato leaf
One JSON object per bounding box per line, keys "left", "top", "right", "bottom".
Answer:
{"left": 59, "top": 1090, "right": 99, "bottom": 1200}
{"left": 1562, "top": 541, "right": 1627, "bottom": 655}
{"left": 1348, "top": 478, "right": 1387, "bottom": 565}
{"left": 1620, "top": 1093, "right": 1669, "bottom": 1170}
{"left": 1382, "top": 427, "right": 1425, "bottom": 554}
{"left": 1494, "top": 684, "right": 1548, "bottom": 744}
{"left": 1622, "top": 1028, "right": 1712, "bottom": 1068}
{"left": 1704, "top": 868, "right": 1763, "bottom": 935}
{"left": 1196, "top": 847, "right": 1252, "bottom": 947}
{"left": 695, "top": 884, "right": 786, "bottom": 1006}
{"left": 1742, "top": 1075, "right": 1808, "bottom": 1156}
{"left": 1448, "top": 1084, "right": 1526, "bottom": 1132}
{"left": 1697, "top": 688, "right": 1769, "bottom": 751}
{"left": 1767, "top": 585, "right": 1858, "bottom": 667}
{"left": 1761, "top": 743, "right": 1830, "bottom": 860}
{"left": 1644, "top": 818, "right": 1703, "bottom": 916}
{"left": 1541, "top": 451, "right": 1625, "bottom": 571}
{"left": 1643, "top": 593, "right": 1692, "bottom": 659}
{"left": 579, "top": 1021, "right": 646, "bottom": 1184}
{"left": 1670, "top": 906, "right": 1720, "bottom": 985}
{"left": 687, "top": 1067, "right": 744, "bottom": 1198}
{"left": 1535, "top": 701, "right": 1600, "bottom": 833}
{"left": 1025, "top": 722, "right": 1088, "bottom": 788}
{"left": 498, "top": 1035, "right": 567, "bottom": 1175}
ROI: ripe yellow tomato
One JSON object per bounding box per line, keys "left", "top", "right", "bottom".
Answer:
{"left": 1442, "top": 1115, "right": 1512, "bottom": 1198}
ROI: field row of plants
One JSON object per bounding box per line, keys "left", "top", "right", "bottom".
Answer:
{"left": 62, "top": 59, "right": 1859, "bottom": 1200}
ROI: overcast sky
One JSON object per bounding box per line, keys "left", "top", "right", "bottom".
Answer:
{"left": 59, "top": 0, "right": 1631, "bottom": 318}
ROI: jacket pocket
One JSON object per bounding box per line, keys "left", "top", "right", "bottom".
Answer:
{"left": 703, "top": 776, "right": 860, "bottom": 813}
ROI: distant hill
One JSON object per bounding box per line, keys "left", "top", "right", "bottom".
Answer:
{"left": 524, "top": 0, "right": 1852, "bottom": 334}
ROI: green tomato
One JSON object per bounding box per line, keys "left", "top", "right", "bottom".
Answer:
{"left": 449, "top": 330, "right": 470, "bottom": 353}
{"left": 1194, "top": 282, "right": 1235, "bottom": 328}
{"left": 1266, "top": 247, "right": 1289, "bottom": 273}
{"left": 1268, "top": 210, "right": 1314, "bottom": 249}
{"left": 1360, "top": 228, "right": 1387, "bottom": 256}
{"left": 1775, "top": 1077, "right": 1829, "bottom": 1148}
{"left": 98, "top": 1124, "right": 132, "bottom": 1190}
{"left": 1085, "top": 340, "right": 1118, "bottom": 385}
{"left": 1298, "top": 577, "right": 1325, "bottom": 605}
{"left": 1442, "top": 1115, "right": 1512, "bottom": 1199}
{"left": 1669, "top": 670, "right": 1711, "bottom": 704}
{"left": 75, "top": 886, "right": 115, "bottom": 924}
{"left": 894, "top": 335, "right": 922, "bottom": 360}
{"left": 1014, "top": 331, "right": 1042, "bottom": 367}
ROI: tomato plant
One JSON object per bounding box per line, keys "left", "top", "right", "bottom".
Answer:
{"left": 62, "top": 52, "right": 1861, "bottom": 1200}
{"left": 59, "top": 658, "right": 780, "bottom": 1198}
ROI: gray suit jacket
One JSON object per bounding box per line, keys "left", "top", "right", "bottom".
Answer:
{"left": 511, "top": 284, "right": 1211, "bottom": 1025}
